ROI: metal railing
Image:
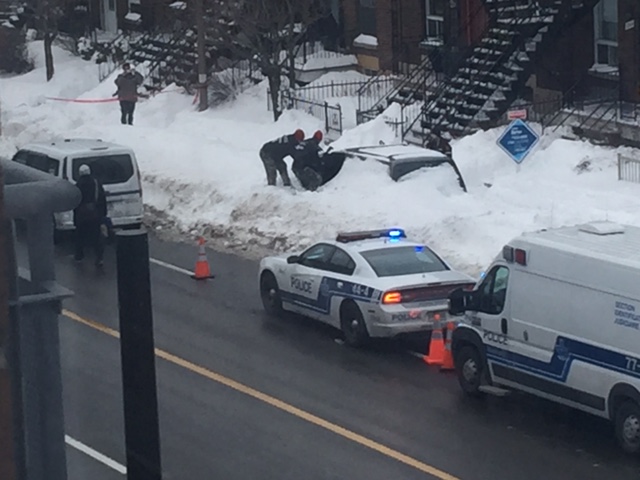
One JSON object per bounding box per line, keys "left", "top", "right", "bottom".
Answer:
{"left": 618, "top": 154, "right": 640, "bottom": 183}
{"left": 269, "top": 89, "right": 343, "bottom": 138}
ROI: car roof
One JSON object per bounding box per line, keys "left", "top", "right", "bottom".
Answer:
{"left": 346, "top": 144, "right": 448, "bottom": 161}
{"left": 329, "top": 237, "right": 426, "bottom": 254}
{"left": 20, "top": 138, "right": 133, "bottom": 158}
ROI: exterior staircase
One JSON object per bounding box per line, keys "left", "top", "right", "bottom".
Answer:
{"left": 402, "top": 0, "right": 601, "bottom": 148}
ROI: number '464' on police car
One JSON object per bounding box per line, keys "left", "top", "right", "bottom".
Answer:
{"left": 258, "top": 228, "right": 475, "bottom": 347}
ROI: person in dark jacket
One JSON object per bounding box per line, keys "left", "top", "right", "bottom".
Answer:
{"left": 291, "top": 131, "right": 347, "bottom": 191}
{"left": 259, "top": 129, "right": 305, "bottom": 186}
{"left": 291, "top": 130, "right": 324, "bottom": 191}
{"left": 114, "top": 62, "right": 144, "bottom": 125}
{"left": 73, "top": 164, "right": 107, "bottom": 267}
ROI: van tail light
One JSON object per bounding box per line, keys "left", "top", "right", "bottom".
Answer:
{"left": 381, "top": 283, "right": 476, "bottom": 305}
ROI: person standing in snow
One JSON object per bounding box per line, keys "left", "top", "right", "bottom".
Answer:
{"left": 114, "top": 62, "right": 144, "bottom": 125}
{"left": 291, "top": 130, "right": 324, "bottom": 191}
{"left": 259, "top": 129, "right": 305, "bottom": 186}
{"left": 73, "top": 164, "right": 107, "bottom": 267}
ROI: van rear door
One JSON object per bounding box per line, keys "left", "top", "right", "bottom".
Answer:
{"left": 70, "top": 152, "right": 143, "bottom": 226}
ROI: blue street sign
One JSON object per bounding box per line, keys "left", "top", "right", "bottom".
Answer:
{"left": 496, "top": 119, "right": 540, "bottom": 164}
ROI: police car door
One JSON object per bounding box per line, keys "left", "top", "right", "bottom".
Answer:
{"left": 286, "top": 243, "right": 337, "bottom": 320}
{"left": 470, "top": 264, "right": 512, "bottom": 363}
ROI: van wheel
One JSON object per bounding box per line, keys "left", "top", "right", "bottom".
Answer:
{"left": 455, "top": 345, "right": 485, "bottom": 397}
{"left": 615, "top": 401, "right": 640, "bottom": 454}
{"left": 340, "top": 301, "right": 369, "bottom": 348}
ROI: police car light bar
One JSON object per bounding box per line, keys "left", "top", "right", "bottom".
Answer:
{"left": 336, "top": 228, "right": 407, "bottom": 243}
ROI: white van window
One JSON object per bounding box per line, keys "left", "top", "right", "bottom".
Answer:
{"left": 72, "top": 155, "right": 134, "bottom": 185}
{"left": 478, "top": 266, "right": 510, "bottom": 315}
{"left": 13, "top": 150, "right": 59, "bottom": 176}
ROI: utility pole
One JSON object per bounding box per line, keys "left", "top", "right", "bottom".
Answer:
{"left": 195, "top": 0, "right": 208, "bottom": 111}
{"left": 0, "top": 164, "right": 17, "bottom": 480}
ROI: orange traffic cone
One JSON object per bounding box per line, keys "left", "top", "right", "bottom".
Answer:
{"left": 192, "top": 237, "right": 214, "bottom": 280}
{"left": 424, "top": 322, "right": 445, "bottom": 365}
{"left": 440, "top": 321, "right": 456, "bottom": 371}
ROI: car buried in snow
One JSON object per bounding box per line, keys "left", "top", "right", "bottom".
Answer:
{"left": 258, "top": 228, "right": 476, "bottom": 347}
{"left": 341, "top": 144, "right": 468, "bottom": 191}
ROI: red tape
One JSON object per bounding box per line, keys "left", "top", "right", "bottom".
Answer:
{"left": 45, "top": 96, "right": 120, "bottom": 103}
{"left": 45, "top": 88, "right": 186, "bottom": 104}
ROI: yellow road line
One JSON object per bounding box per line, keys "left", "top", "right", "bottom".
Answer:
{"left": 62, "top": 309, "right": 461, "bottom": 480}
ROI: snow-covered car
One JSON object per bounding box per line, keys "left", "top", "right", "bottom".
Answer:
{"left": 258, "top": 228, "right": 476, "bottom": 347}
{"left": 342, "top": 144, "right": 467, "bottom": 191}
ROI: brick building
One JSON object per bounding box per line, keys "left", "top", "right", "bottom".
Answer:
{"left": 342, "top": 0, "right": 638, "bottom": 101}
{"left": 342, "top": 0, "right": 640, "bottom": 145}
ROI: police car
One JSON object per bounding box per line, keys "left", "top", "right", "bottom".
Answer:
{"left": 258, "top": 228, "right": 476, "bottom": 347}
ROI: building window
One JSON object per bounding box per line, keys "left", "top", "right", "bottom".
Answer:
{"left": 593, "top": 0, "right": 618, "bottom": 67}
{"left": 426, "top": 0, "right": 445, "bottom": 39}
{"left": 358, "top": 0, "right": 376, "bottom": 36}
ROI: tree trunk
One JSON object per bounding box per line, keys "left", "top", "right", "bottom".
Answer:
{"left": 268, "top": 73, "right": 282, "bottom": 121}
{"left": 288, "top": 49, "right": 296, "bottom": 88}
{"left": 44, "top": 32, "right": 54, "bottom": 81}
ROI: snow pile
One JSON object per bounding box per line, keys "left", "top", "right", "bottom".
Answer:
{"left": 1, "top": 42, "right": 640, "bottom": 275}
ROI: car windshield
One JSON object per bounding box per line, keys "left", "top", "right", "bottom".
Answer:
{"left": 360, "top": 246, "right": 449, "bottom": 277}
{"left": 72, "top": 154, "right": 134, "bottom": 185}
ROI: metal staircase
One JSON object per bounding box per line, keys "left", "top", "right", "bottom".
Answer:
{"left": 356, "top": 0, "right": 494, "bottom": 127}
{"left": 403, "top": 0, "right": 601, "bottom": 149}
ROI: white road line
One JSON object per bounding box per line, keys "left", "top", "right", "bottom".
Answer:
{"left": 149, "top": 257, "right": 193, "bottom": 276}
{"left": 65, "top": 435, "right": 127, "bottom": 475}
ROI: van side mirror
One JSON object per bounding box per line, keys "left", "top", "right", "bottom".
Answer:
{"left": 287, "top": 255, "right": 300, "bottom": 264}
{"left": 448, "top": 287, "right": 477, "bottom": 315}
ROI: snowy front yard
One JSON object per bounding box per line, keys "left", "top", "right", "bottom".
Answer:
{"left": 2, "top": 43, "right": 640, "bottom": 276}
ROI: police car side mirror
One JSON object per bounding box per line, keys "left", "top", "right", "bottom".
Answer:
{"left": 287, "top": 255, "right": 300, "bottom": 264}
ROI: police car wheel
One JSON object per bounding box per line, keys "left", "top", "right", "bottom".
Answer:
{"left": 340, "top": 302, "right": 369, "bottom": 347}
{"left": 455, "top": 346, "right": 485, "bottom": 397}
{"left": 615, "top": 401, "right": 640, "bottom": 454}
{"left": 260, "top": 272, "right": 283, "bottom": 316}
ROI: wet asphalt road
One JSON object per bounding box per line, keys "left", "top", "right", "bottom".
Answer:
{"left": 18, "top": 233, "right": 640, "bottom": 480}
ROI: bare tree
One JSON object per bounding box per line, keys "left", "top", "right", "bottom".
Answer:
{"left": 34, "top": 0, "right": 64, "bottom": 81}
{"left": 213, "top": 0, "right": 329, "bottom": 120}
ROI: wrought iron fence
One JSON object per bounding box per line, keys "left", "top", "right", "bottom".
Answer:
{"left": 268, "top": 89, "right": 343, "bottom": 138}
{"left": 618, "top": 154, "right": 640, "bottom": 183}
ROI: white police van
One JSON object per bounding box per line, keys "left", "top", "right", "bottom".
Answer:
{"left": 12, "top": 139, "right": 144, "bottom": 237}
{"left": 448, "top": 221, "right": 640, "bottom": 454}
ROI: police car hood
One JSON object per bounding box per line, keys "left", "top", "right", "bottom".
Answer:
{"left": 373, "top": 269, "right": 476, "bottom": 291}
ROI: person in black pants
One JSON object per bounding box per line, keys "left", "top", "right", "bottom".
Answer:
{"left": 73, "top": 164, "right": 107, "bottom": 267}
{"left": 259, "top": 129, "right": 305, "bottom": 186}
{"left": 114, "top": 63, "right": 143, "bottom": 125}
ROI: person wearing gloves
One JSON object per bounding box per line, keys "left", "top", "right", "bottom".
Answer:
{"left": 291, "top": 130, "right": 325, "bottom": 191}
{"left": 259, "top": 129, "right": 305, "bottom": 186}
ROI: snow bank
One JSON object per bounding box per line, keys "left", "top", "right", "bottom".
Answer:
{"left": 2, "top": 45, "right": 640, "bottom": 275}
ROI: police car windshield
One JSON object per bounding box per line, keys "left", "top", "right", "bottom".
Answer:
{"left": 360, "top": 246, "right": 449, "bottom": 277}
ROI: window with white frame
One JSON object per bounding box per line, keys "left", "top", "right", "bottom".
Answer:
{"left": 426, "top": 0, "right": 445, "bottom": 39}
{"left": 593, "top": 0, "right": 618, "bottom": 67}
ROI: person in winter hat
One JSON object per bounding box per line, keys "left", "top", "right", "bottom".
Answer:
{"left": 291, "top": 130, "right": 325, "bottom": 191}
{"left": 114, "top": 62, "right": 144, "bottom": 125}
{"left": 259, "top": 129, "right": 304, "bottom": 186}
{"left": 73, "top": 164, "right": 107, "bottom": 267}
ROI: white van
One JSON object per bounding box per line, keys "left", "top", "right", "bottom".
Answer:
{"left": 448, "top": 221, "right": 640, "bottom": 454}
{"left": 12, "top": 139, "right": 144, "bottom": 233}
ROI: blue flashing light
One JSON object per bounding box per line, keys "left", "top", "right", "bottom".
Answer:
{"left": 479, "top": 271, "right": 486, "bottom": 279}
{"left": 388, "top": 229, "right": 403, "bottom": 238}
{"left": 414, "top": 246, "right": 424, "bottom": 252}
